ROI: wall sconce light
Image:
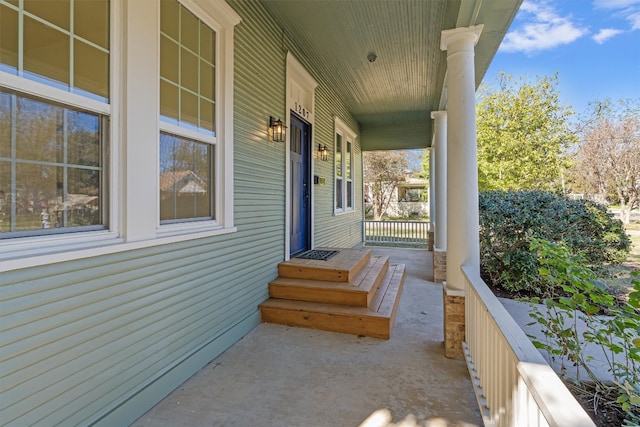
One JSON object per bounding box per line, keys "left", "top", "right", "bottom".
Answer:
{"left": 318, "top": 144, "right": 329, "bottom": 161}
{"left": 269, "top": 116, "right": 286, "bottom": 142}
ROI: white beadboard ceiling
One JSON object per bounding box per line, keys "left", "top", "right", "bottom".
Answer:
{"left": 259, "top": 0, "right": 522, "bottom": 150}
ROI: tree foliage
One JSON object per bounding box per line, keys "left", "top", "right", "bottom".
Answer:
{"left": 479, "top": 190, "right": 630, "bottom": 294}
{"left": 476, "top": 73, "right": 577, "bottom": 191}
{"left": 569, "top": 98, "right": 640, "bottom": 224}
{"left": 363, "top": 150, "right": 413, "bottom": 220}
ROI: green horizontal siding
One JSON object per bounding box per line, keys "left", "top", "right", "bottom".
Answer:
{"left": 1, "top": 0, "right": 366, "bottom": 425}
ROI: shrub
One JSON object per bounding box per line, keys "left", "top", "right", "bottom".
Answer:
{"left": 479, "top": 190, "right": 630, "bottom": 294}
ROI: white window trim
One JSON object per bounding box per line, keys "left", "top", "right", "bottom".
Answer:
{"left": 156, "top": 0, "right": 239, "bottom": 237}
{"left": 0, "top": 0, "right": 241, "bottom": 270}
{"left": 334, "top": 117, "right": 357, "bottom": 215}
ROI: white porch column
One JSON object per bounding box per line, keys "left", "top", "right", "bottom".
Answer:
{"left": 428, "top": 147, "right": 435, "bottom": 225}
{"left": 440, "top": 25, "right": 483, "bottom": 359}
{"left": 431, "top": 111, "right": 447, "bottom": 283}
{"left": 427, "top": 147, "right": 435, "bottom": 251}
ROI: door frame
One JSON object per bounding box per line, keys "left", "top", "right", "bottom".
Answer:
{"left": 285, "top": 53, "right": 318, "bottom": 260}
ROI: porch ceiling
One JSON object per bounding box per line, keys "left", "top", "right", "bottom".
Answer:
{"left": 260, "top": 0, "right": 522, "bottom": 151}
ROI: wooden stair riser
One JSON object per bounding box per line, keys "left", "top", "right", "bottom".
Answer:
{"left": 268, "top": 284, "right": 368, "bottom": 307}
{"left": 260, "top": 308, "right": 393, "bottom": 339}
{"left": 277, "top": 249, "right": 372, "bottom": 282}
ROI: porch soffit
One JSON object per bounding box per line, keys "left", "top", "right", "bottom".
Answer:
{"left": 259, "top": 0, "right": 522, "bottom": 151}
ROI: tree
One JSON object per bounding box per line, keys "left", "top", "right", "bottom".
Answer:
{"left": 569, "top": 99, "right": 640, "bottom": 224}
{"left": 363, "top": 150, "right": 414, "bottom": 220}
{"left": 476, "top": 73, "right": 577, "bottom": 191}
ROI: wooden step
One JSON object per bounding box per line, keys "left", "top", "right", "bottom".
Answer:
{"left": 260, "top": 264, "right": 406, "bottom": 339}
{"left": 277, "top": 248, "right": 371, "bottom": 282}
{"left": 268, "top": 256, "right": 389, "bottom": 307}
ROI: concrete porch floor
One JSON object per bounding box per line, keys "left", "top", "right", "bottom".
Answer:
{"left": 131, "top": 247, "right": 482, "bottom": 427}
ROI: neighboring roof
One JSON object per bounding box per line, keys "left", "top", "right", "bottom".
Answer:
{"left": 160, "top": 171, "right": 207, "bottom": 194}
{"left": 260, "top": 0, "right": 522, "bottom": 150}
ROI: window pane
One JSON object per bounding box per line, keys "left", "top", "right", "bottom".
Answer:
{"left": 335, "top": 134, "right": 342, "bottom": 177}
{"left": 24, "top": 16, "right": 70, "bottom": 87}
{"left": 66, "top": 167, "right": 101, "bottom": 226}
{"left": 180, "top": 6, "right": 199, "bottom": 53}
{"left": 160, "top": 35, "right": 179, "bottom": 84}
{"left": 24, "top": 0, "right": 70, "bottom": 31}
{"left": 74, "top": 0, "right": 109, "bottom": 49}
{"left": 74, "top": 39, "right": 109, "bottom": 99}
{"left": 67, "top": 110, "right": 101, "bottom": 166}
{"left": 200, "top": 21, "right": 214, "bottom": 64}
{"left": 180, "top": 89, "right": 198, "bottom": 128}
{"left": 0, "top": 4, "right": 19, "bottom": 70}
{"left": 1, "top": 90, "right": 105, "bottom": 236}
{"left": 0, "top": 91, "right": 11, "bottom": 158}
{"left": 336, "top": 178, "right": 343, "bottom": 209}
{"left": 160, "top": 0, "right": 179, "bottom": 41}
{"left": 160, "top": 80, "right": 179, "bottom": 122}
{"left": 15, "top": 96, "right": 63, "bottom": 163}
{"left": 347, "top": 181, "right": 353, "bottom": 208}
{"left": 160, "top": 132, "right": 211, "bottom": 221}
{"left": 200, "top": 98, "right": 214, "bottom": 133}
{"left": 180, "top": 48, "right": 198, "bottom": 93}
{"left": 200, "top": 60, "right": 214, "bottom": 100}
{"left": 15, "top": 162, "right": 62, "bottom": 230}
{"left": 0, "top": 161, "right": 10, "bottom": 233}
{"left": 346, "top": 141, "right": 352, "bottom": 179}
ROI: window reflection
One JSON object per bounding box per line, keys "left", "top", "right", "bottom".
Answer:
{"left": 0, "top": 90, "right": 104, "bottom": 236}
{"left": 159, "top": 132, "right": 212, "bottom": 222}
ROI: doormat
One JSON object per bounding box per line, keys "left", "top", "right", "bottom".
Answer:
{"left": 294, "top": 249, "right": 339, "bottom": 261}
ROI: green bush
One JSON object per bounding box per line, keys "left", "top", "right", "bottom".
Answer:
{"left": 479, "top": 190, "right": 630, "bottom": 294}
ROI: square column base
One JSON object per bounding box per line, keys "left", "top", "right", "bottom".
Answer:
{"left": 433, "top": 248, "right": 446, "bottom": 283}
{"left": 443, "top": 288, "right": 465, "bottom": 359}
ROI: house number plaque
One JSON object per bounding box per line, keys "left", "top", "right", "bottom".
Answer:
{"left": 294, "top": 101, "right": 310, "bottom": 120}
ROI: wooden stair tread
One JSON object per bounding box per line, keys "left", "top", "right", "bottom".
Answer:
{"left": 277, "top": 248, "right": 371, "bottom": 282}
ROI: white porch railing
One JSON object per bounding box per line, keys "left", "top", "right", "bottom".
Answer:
{"left": 462, "top": 265, "right": 595, "bottom": 427}
{"left": 363, "top": 220, "right": 432, "bottom": 247}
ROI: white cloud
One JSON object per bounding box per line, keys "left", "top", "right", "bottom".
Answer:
{"left": 593, "top": 28, "right": 624, "bottom": 43}
{"left": 593, "top": 0, "right": 640, "bottom": 30}
{"left": 500, "top": 1, "right": 588, "bottom": 54}
{"left": 594, "top": 0, "right": 640, "bottom": 9}
{"left": 629, "top": 11, "right": 640, "bottom": 30}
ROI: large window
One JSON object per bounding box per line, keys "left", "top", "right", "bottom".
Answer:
{"left": 0, "top": 0, "right": 109, "bottom": 238}
{"left": 334, "top": 119, "right": 356, "bottom": 214}
{"left": 160, "top": 0, "right": 215, "bottom": 224}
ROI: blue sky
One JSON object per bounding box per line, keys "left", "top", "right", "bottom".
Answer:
{"left": 484, "top": 0, "right": 640, "bottom": 117}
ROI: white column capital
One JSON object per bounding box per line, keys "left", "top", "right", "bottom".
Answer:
{"left": 431, "top": 110, "right": 448, "bottom": 121}
{"left": 440, "top": 25, "right": 483, "bottom": 51}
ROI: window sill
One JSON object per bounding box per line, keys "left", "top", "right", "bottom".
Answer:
{"left": 0, "top": 225, "right": 237, "bottom": 272}
{"left": 334, "top": 209, "right": 356, "bottom": 216}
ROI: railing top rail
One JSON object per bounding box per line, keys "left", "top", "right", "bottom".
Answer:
{"left": 462, "top": 264, "right": 547, "bottom": 365}
{"left": 364, "top": 220, "right": 431, "bottom": 224}
{"left": 518, "top": 362, "right": 595, "bottom": 427}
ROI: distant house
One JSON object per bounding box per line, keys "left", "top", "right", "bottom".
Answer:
{"left": 0, "top": 1, "right": 523, "bottom": 425}
{"left": 365, "top": 177, "right": 429, "bottom": 218}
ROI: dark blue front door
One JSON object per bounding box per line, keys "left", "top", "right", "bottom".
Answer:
{"left": 290, "top": 114, "right": 310, "bottom": 256}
